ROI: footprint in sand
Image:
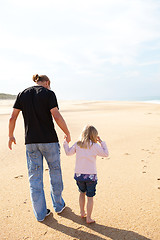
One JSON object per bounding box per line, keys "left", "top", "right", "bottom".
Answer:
{"left": 157, "top": 178, "right": 160, "bottom": 190}
{"left": 141, "top": 149, "right": 150, "bottom": 152}
{"left": 142, "top": 164, "right": 147, "bottom": 174}
{"left": 149, "top": 152, "right": 155, "bottom": 154}
{"left": 124, "top": 153, "right": 130, "bottom": 155}
{"left": 14, "top": 175, "right": 23, "bottom": 179}
{"left": 141, "top": 159, "right": 148, "bottom": 164}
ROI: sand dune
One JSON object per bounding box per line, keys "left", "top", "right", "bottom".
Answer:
{"left": 0, "top": 100, "right": 160, "bottom": 240}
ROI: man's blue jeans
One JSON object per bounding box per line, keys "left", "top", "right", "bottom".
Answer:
{"left": 26, "top": 142, "right": 65, "bottom": 221}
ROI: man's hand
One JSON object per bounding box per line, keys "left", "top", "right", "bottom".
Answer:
{"left": 8, "top": 137, "right": 16, "bottom": 150}
{"left": 64, "top": 134, "right": 71, "bottom": 143}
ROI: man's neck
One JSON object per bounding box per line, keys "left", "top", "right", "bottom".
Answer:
{"left": 37, "top": 81, "right": 50, "bottom": 90}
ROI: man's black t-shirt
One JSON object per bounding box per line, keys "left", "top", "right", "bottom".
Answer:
{"left": 13, "top": 86, "right": 59, "bottom": 144}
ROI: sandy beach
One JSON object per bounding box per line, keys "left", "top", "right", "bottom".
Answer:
{"left": 0, "top": 99, "right": 160, "bottom": 240}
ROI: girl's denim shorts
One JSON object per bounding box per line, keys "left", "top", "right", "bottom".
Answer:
{"left": 76, "top": 180, "right": 97, "bottom": 197}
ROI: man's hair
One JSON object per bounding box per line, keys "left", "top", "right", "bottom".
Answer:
{"left": 33, "top": 74, "right": 50, "bottom": 84}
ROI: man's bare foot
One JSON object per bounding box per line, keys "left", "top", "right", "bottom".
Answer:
{"left": 86, "top": 217, "right": 95, "bottom": 224}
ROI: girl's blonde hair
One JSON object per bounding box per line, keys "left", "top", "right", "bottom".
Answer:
{"left": 77, "top": 125, "right": 98, "bottom": 149}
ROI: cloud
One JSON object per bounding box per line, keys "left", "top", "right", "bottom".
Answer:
{"left": 0, "top": 0, "right": 160, "bottom": 99}
{"left": 124, "top": 71, "right": 140, "bottom": 78}
{"left": 139, "top": 60, "right": 160, "bottom": 66}
{"left": 2, "top": 0, "right": 160, "bottom": 65}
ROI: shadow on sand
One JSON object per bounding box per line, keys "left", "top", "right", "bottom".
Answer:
{"left": 42, "top": 207, "right": 151, "bottom": 240}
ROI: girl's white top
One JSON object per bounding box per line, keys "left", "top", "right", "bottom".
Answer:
{"left": 63, "top": 141, "right": 109, "bottom": 174}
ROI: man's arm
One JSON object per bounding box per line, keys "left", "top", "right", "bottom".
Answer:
{"left": 50, "top": 107, "right": 71, "bottom": 143}
{"left": 8, "top": 108, "right": 21, "bottom": 150}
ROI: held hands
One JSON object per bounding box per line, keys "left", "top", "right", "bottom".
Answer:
{"left": 64, "top": 133, "right": 71, "bottom": 143}
{"left": 8, "top": 136, "right": 16, "bottom": 150}
{"left": 97, "top": 136, "right": 102, "bottom": 143}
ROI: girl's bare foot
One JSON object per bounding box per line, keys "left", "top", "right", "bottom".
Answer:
{"left": 86, "top": 217, "right": 95, "bottom": 224}
{"left": 81, "top": 212, "right": 87, "bottom": 218}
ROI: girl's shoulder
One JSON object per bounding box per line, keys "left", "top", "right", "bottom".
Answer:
{"left": 91, "top": 142, "right": 99, "bottom": 147}
{"left": 90, "top": 142, "right": 105, "bottom": 150}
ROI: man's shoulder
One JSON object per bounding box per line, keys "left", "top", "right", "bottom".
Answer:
{"left": 19, "top": 86, "right": 49, "bottom": 94}
{"left": 17, "top": 86, "right": 56, "bottom": 100}
{"left": 18, "top": 86, "right": 36, "bottom": 95}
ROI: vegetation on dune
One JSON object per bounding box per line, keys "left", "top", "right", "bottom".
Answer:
{"left": 0, "top": 93, "right": 16, "bottom": 99}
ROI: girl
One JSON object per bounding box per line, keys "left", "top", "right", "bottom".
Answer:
{"left": 63, "top": 125, "right": 109, "bottom": 224}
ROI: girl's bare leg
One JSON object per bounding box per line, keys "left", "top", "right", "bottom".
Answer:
{"left": 86, "top": 197, "right": 95, "bottom": 223}
{"left": 79, "top": 192, "right": 86, "bottom": 217}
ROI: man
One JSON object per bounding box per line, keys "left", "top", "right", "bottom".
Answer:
{"left": 8, "top": 74, "right": 71, "bottom": 221}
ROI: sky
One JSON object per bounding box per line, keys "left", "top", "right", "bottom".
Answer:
{"left": 0, "top": 0, "right": 160, "bottom": 101}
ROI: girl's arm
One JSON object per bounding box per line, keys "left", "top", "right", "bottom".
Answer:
{"left": 63, "top": 140, "right": 76, "bottom": 156}
{"left": 95, "top": 137, "right": 109, "bottom": 157}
